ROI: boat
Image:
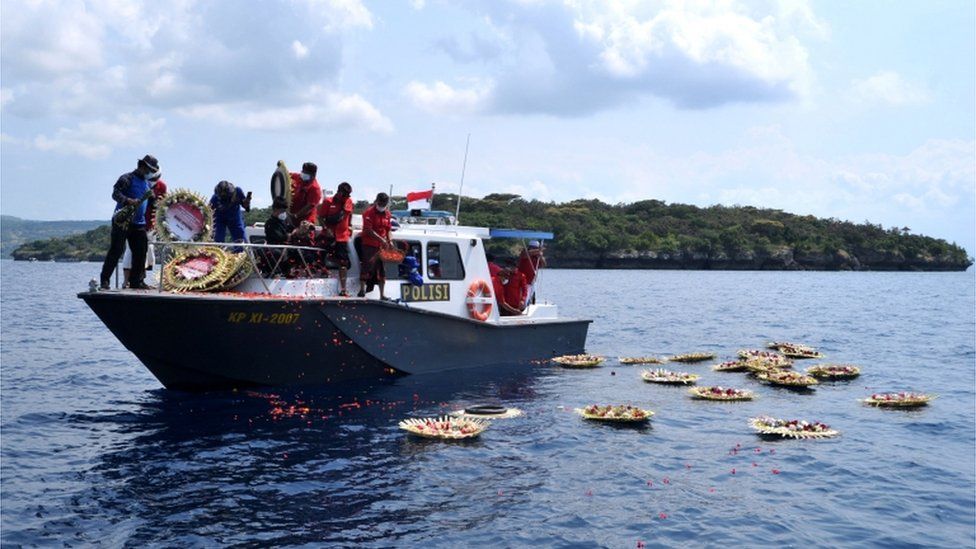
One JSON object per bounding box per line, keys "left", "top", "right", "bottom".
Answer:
{"left": 79, "top": 209, "right": 591, "bottom": 391}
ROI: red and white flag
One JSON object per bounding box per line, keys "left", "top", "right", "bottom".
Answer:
{"left": 407, "top": 189, "right": 433, "bottom": 210}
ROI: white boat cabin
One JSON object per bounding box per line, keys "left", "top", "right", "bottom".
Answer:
{"left": 238, "top": 210, "right": 556, "bottom": 324}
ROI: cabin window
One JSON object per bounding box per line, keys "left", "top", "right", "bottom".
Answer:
{"left": 427, "top": 242, "right": 465, "bottom": 280}
{"left": 249, "top": 235, "right": 266, "bottom": 244}
{"left": 381, "top": 240, "right": 422, "bottom": 279}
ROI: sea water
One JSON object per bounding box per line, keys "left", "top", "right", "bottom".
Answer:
{"left": 1, "top": 262, "right": 974, "bottom": 547}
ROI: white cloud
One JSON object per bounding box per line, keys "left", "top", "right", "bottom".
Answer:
{"left": 32, "top": 113, "right": 166, "bottom": 159}
{"left": 0, "top": 0, "right": 385, "bottom": 131}
{"left": 404, "top": 80, "right": 493, "bottom": 114}
{"left": 292, "top": 40, "right": 310, "bottom": 59}
{"left": 852, "top": 71, "right": 931, "bottom": 106}
{"left": 410, "top": 0, "right": 426, "bottom": 10}
{"left": 413, "top": 0, "right": 825, "bottom": 115}
{"left": 179, "top": 91, "right": 392, "bottom": 133}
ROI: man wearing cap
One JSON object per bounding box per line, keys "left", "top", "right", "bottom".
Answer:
{"left": 290, "top": 162, "right": 323, "bottom": 224}
{"left": 99, "top": 155, "right": 160, "bottom": 290}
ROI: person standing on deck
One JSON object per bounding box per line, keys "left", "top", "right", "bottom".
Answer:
{"left": 290, "top": 162, "right": 322, "bottom": 224}
{"left": 99, "top": 155, "right": 160, "bottom": 290}
{"left": 318, "top": 182, "right": 354, "bottom": 296}
{"left": 209, "top": 180, "right": 251, "bottom": 243}
{"left": 358, "top": 192, "right": 392, "bottom": 299}
{"left": 517, "top": 240, "right": 546, "bottom": 306}
{"left": 122, "top": 171, "right": 167, "bottom": 286}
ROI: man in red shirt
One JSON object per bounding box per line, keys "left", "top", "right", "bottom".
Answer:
{"left": 290, "top": 162, "right": 322, "bottom": 224}
{"left": 503, "top": 265, "right": 528, "bottom": 315}
{"left": 318, "top": 182, "right": 354, "bottom": 296}
{"left": 358, "top": 192, "right": 392, "bottom": 299}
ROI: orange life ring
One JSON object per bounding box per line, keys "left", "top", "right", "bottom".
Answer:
{"left": 466, "top": 279, "right": 493, "bottom": 321}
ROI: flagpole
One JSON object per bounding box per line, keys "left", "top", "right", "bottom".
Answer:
{"left": 455, "top": 133, "right": 470, "bottom": 221}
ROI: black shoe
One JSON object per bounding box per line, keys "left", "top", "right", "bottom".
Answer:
{"left": 129, "top": 282, "right": 155, "bottom": 290}
{"left": 99, "top": 280, "right": 111, "bottom": 290}
{"left": 357, "top": 289, "right": 366, "bottom": 298}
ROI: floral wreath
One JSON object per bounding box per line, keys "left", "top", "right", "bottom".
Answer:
{"left": 641, "top": 368, "right": 700, "bottom": 385}
{"left": 551, "top": 355, "right": 604, "bottom": 368}
{"left": 750, "top": 416, "right": 839, "bottom": 439}
{"left": 690, "top": 386, "right": 754, "bottom": 401}
{"left": 756, "top": 370, "right": 819, "bottom": 387}
{"left": 862, "top": 392, "right": 935, "bottom": 407}
{"left": 399, "top": 416, "right": 489, "bottom": 439}
{"left": 162, "top": 246, "right": 237, "bottom": 292}
{"left": 668, "top": 352, "right": 716, "bottom": 363}
{"left": 807, "top": 364, "right": 861, "bottom": 380}
{"left": 576, "top": 404, "right": 653, "bottom": 422}
{"left": 619, "top": 356, "right": 664, "bottom": 365}
{"left": 155, "top": 188, "right": 214, "bottom": 243}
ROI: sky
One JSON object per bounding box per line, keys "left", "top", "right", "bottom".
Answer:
{"left": 1, "top": 0, "right": 974, "bottom": 253}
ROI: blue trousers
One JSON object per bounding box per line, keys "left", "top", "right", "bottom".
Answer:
{"left": 214, "top": 221, "right": 245, "bottom": 243}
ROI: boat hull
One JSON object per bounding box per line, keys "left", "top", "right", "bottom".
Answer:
{"left": 79, "top": 292, "right": 590, "bottom": 391}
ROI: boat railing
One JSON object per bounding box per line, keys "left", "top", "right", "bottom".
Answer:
{"left": 154, "top": 240, "right": 337, "bottom": 294}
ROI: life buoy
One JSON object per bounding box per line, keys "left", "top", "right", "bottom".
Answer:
{"left": 466, "top": 279, "right": 493, "bottom": 321}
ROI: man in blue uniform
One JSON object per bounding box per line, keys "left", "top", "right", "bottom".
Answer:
{"left": 99, "top": 155, "right": 160, "bottom": 290}
{"left": 210, "top": 180, "right": 251, "bottom": 243}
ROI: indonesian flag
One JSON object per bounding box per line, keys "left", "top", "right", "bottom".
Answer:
{"left": 407, "top": 189, "right": 434, "bottom": 210}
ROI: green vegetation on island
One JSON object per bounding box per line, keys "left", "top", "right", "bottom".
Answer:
{"left": 9, "top": 195, "right": 972, "bottom": 270}
{"left": 1, "top": 215, "right": 105, "bottom": 258}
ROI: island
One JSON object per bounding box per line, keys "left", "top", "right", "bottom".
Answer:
{"left": 9, "top": 194, "right": 972, "bottom": 271}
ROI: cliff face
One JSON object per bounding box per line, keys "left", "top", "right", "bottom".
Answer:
{"left": 550, "top": 247, "right": 972, "bottom": 271}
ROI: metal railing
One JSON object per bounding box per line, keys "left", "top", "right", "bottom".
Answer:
{"left": 149, "top": 240, "right": 339, "bottom": 294}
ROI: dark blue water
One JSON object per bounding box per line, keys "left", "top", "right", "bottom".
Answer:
{"left": 2, "top": 261, "right": 974, "bottom": 547}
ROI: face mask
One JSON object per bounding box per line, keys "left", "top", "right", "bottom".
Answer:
{"left": 277, "top": 212, "right": 288, "bottom": 221}
{"left": 301, "top": 173, "right": 312, "bottom": 182}
{"left": 377, "top": 205, "right": 387, "bottom": 212}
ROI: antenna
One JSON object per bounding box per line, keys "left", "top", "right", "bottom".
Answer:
{"left": 455, "top": 133, "right": 471, "bottom": 221}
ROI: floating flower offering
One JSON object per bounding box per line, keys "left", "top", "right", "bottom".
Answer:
{"left": 641, "top": 368, "right": 700, "bottom": 385}
{"left": 450, "top": 405, "right": 523, "bottom": 419}
{"left": 862, "top": 392, "right": 935, "bottom": 408}
{"left": 576, "top": 404, "right": 653, "bottom": 422}
{"left": 756, "top": 370, "right": 819, "bottom": 387}
{"left": 399, "top": 416, "right": 490, "bottom": 439}
{"left": 806, "top": 364, "right": 861, "bottom": 380}
{"left": 690, "top": 386, "right": 754, "bottom": 401}
{"left": 713, "top": 360, "right": 749, "bottom": 372}
{"left": 619, "top": 356, "right": 664, "bottom": 365}
{"left": 750, "top": 416, "right": 839, "bottom": 439}
{"left": 668, "top": 352, "right": 716, "bottom": 363}
{"left": 767, "top": 341, "right": 814, "bottom": 352}
{"left": 551, "top": 354, "right": 605, "bottom": 368}
{"left": 780, "top": 347, "right": 825, "bottom": 359}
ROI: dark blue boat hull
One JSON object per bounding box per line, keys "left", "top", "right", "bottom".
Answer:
{"left": 79, "top": 292, "right": 590, "bottom": 391}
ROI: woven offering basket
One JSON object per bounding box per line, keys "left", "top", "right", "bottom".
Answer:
{"left": 689, "top": 386, "right": 754, "bottom": 401}
{"left": 576, "top": 405, "right": 654, "bottom": 423}
{"left": 862, "top": 392, "right": 935, "bottom": 408}
{"left": 640, "top": 369, "right": 699, "bottom": 385}
{"left": 668, "top": 352, "right": 716, "bottom": 363}
{"left": 619, "top": 356, "right": 664, "bottom": 365}
{"left": 756, "top": 370, "right": 819, "bottom": 387}
{"left": 807, "top": 364, "right": 861, "bottom": 380}
{"left": 713, "top": 360, "right": 749, "bottom": 372}
{"left": 552, "top": 355, "right": 604, "bottom": 368}
{"left": 750, "top": 416, "right": 839, "bottom": 439}
{"left": 399, "top": 416, "right": 490, "bottom": 439}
